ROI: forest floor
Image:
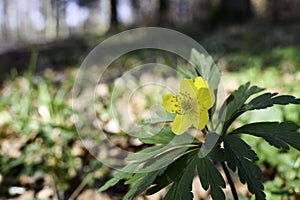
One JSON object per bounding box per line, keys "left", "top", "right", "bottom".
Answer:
{"left": 1, "top": 20, "right": 300, "bottom": 200}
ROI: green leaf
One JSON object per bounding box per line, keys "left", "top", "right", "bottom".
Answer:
{"left": 163, "top": 156, "right": 197, "bottom": 200}
{"left": 123, "top": 170, "right": 161, "bottom": 200}
{"left": 139, "top": 115, "right": 174, "bottom": 126}
{"left": 139, "top": 127, "right": 175, "bottom": 144}
{"left": 98, "top": 171, "right": 132, "bottom": 192}
{"left": 138, "top": 110, "right": 175, "bottom": 127}
{"left": 125, "top": 133, "right": 194, "bottom": 173}
{"left": 98, "top": 163, "right": 163, "bottom": 199}
{"left": 190, "top": 49, "right": 212, "bottom": 80}
{"left": 220, "top": 82, "right": 300, "bottom": 135}
{"left": 98, "top": 162, "right": 141, "bottom": 192}
{"left": 208, "top": 63, "right": 221, "bottom": 89}
{"left": 207, "top": 146, "right": 225, "bottom": 162}
{"left": 137, "top": 146, "right": 192, "bottom": 173}
{"left": 246, "top": 93, "right": 300, "bottom": 111}
{"left": 196, "top": 157, "right": 226, "bottom": 200}
{"left": 146, "top": 150, "right": 198, "bottom": 195}
{"left": 223, "top": 82, "right": 265, "bottom": 121}
{"left": 220, "top": 82, "right": 265, "bottom": 134}
{"left": 190, "top": 49, "right": 221, "bottom": 89}
{"left": 177, "top": 66, "right": 195, "bottom": 79}
{"left": 125, "top": 145, "right": 165, "bottom": 162}
{"left": 230, "top": 122, "right": 300, "bottom": 151}
{"left": 129, "top": 112, "right": 175, "bottom": 138}
{"left": 224, "top": 135, "right": 265, "bottom": 200}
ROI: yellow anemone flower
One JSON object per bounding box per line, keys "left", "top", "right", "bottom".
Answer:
{"left": 162, "top": 77, "right": 215, "bottom": 135}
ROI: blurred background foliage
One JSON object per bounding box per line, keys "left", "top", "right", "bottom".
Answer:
{"left": 0, "top": 0, "right": 300, "bottom": 199}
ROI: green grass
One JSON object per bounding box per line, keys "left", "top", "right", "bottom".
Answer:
{"left": 0, "top": 63, "right": 103, "bottom": 198}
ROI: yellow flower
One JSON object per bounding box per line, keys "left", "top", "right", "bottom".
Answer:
{"left": 162, "top": 77, "right": 215, "bottom": 135}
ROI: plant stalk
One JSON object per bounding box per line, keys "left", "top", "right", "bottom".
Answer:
{"left": 221, "top": 162, "right": 239, "bottom": 200}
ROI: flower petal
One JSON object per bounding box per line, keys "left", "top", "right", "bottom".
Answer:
{"left": 197, "top": 109, "right": 209, "bottom": 130}
{"left": 172, "top": 114, "right": 193, "bottom": 135}
{"left": 162, "top": 94, "right": 178, "bottom": 113}
{"left": 194, "top": 77, "right": 209, "bottom": 89}
{"left": 190, "top": 112, "right": 200, "bottom": 128}
{"left": 197, "top": 88, "right": 215, "bottom": 109}
{"left": 179, "top": 79, "right": 197, "bottom": 97}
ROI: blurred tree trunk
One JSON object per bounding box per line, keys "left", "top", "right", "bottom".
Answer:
{"left": 21, "top": 1, "right": 30, "bottom": 40}
{"left": 131, "top": 0, "right": 157, "bottom": 26}
{"left": 43, "top": 0, "right": 56, "bottom": 39}
{"left": 60, "top": 0, "right": 68, "bottom": 37}
{"left": 55, "top": 0, "right": 68, "bottom": 38}
{"left": 1, "top": 0, "right": 8, "bottom": 40}
{"left": 131, "top": 0, "right": 140, "bottom": 25}
{"left": 7, "top": 0, "right": 20, "bottom": 39}
{"left": 56, "top": 0, "right": 60, "bottom": 38}
{"left": 158, "top": 0, "right": 169, "bottom": 25}
{"left": 269, "top": 0, "right": 282, "bottom": 23}
{"left": 78, "top": 0, "right": 102, "bottom": 33}
{"left": 221, "top": 0, "right": 253, "bottom": 22}
{"left": 192, "top": 0, "right": 212, "bottom": 24}
{"left": 110, "top": 0, "right": 118, "bottom": 27}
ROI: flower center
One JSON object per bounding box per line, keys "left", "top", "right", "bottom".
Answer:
{"left": 181, "top": 100, "right": 192, "bottom": 111}
{"left": 176, "top": 92, "right": 197, "bottom": 115}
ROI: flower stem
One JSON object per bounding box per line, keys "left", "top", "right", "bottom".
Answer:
{"left": 221, "top": 162, "right": 239, "bottom": 200}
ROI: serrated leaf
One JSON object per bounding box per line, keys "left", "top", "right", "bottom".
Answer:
{"left": 224, "top": 135, "right": 265, "bottom": 200}
{"left": 207, "top": 145, "right": 225, "bottom": 162}
{"left": 123, "top": 170, "right": 161, "bottom": 200}
{"left": 98, "top": 161, "right": 143, "bottom": 192}
{"left": 220, "top": 82, "right": 265, "bottom": 134}
{"left": 246, "top": 93, "right": 300, "bottom": 110}
{"left": 231, "top": 122, "right": 300, "bottom": 151}
{"left": 98, "top": 159, "right": 149, "bottom": 192}
{"left": 190, "top": 48, "right": 221, "bottom": 89}
{"left": 98, "top": 171, "right": 132, "bottom": 192}
{"left": 163, "top": 156, "right": 197, "bottom": 200}
{"left": 139, "top": 126, "right": 175, "bottom": 144}
{"left": 223, "top": 82, "right": 265, "bottom": 121}
{"left": 99, "top": 161, "right": 163, "bottom": 199}
{"left": 197, "top": 157, "right": 226, "bottom": 200}
{"left": 246, "top": 92, "right": 277, "bottom": 108}
{"left": 146, "top": 150, "right": 198, "bottom": 195}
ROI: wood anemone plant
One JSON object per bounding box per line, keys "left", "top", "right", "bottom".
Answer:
{"left": 98, "top": 49, "right": 300, "bottom": 200}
